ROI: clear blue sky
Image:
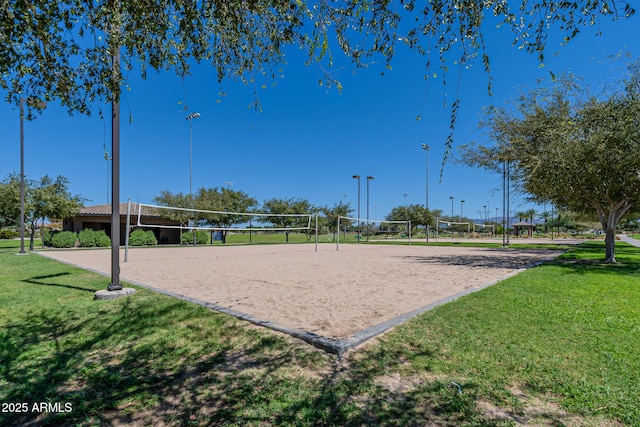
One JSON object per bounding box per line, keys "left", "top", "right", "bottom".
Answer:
{"left": 1, "top": 14, "right": 638, "bottom": 222}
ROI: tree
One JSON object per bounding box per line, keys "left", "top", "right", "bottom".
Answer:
{"left": 261, "top": 197, "right": 315, "bottom": 242}
{"left": 319, "top": 201, "right": 353, "bottom": 241}
{"left": 513, "top": 211, "right": 528, "bottom": 223}
{"left": 0, "top": 174, "right": 21, "bottom": 229}
{"left": 466, "top": 67, "right": 640, "bottom": 262}
{"left": 386, "top": 204, "right": 439, "bottom": 236}
{"left": 524, "top": 208, "right": 537, "bottom": 223}
{"left": 0, "top": 174, "right": 83, "bottom": 249}
{"left": 195, "top": 187, "right": 257, "bottom": 243}
{"left": 152, "top": 190, "right": 193, "bottom": 226}
{"left": 28, "top": 175, "right": 84, "bottom": 250}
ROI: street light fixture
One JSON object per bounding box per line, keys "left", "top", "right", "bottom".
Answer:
{"left": 421, "top": 143, "right": 430, "bottom": 242}
{"left": 18, "top": 97, "right": 46, "bottom": 255}
{"left": 186, "top": 112, "right": 201, "bottom": 246}
{"left": 366, "top": 176, "right": 374, "bottom": 242}
{"left": 353, "top": 175, "right": 361, "bottom": 242}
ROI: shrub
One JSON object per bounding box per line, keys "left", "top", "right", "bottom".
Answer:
{"left": 43, "top": 229, "right": 55, "bottom": 246}
{"left": 78, "top": 229, "right": 111, "bottom": 247}
{"left": 0, "top": 229, "right": 19, "bottom": 239}
{"left": 180, "top": 230, "right": 209, "bottom": 245}
{"left": 129, "top": 229, "right": 158, "bottom": 246}
{"left": 50, "top": 231, "right": 78, "bottom": 248}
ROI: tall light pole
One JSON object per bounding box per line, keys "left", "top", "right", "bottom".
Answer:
{"left": 18, "top": 97, "right": 46, "bottom": 255}
{"left": 449, "top": 196, "right": 454, "bottom": 237}
{"left": 352, "top": 175, "right": 361, "bottom": 242}
{"left": 483, "top": 205, "right": 487, "bottom": 224}
{"left": 185, "top": 112, "right": 201, "bottom": 202}
{"left": 366, "top": 176, "right": 374, "bottom": 242}
{"left": 422, "top": 143, "right": 430, "bottom": 241}
{"left": 186, "top": 112, "right": 201, "bottom": 246}
{"left": 460, "top": 200, "right": 465, "bottom": 220}
{"left": 19, "top": 98, "right": 26, "bottom": 255}
{"left": 449, "top": 196, "right": 454, "bottom": 221}
{"left": 103, "top": 144, "right": 112, "bottom": 204}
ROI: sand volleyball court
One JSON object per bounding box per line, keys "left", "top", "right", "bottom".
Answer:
{"left": 41, "top": 242, "right": 571, "bottom": 353}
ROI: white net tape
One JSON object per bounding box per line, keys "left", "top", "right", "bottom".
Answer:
{"left": 134, "top": 203, "right": 314, "bottom": 232}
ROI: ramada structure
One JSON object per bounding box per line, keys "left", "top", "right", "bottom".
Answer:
{"left": 64, "top": 203, "right": 181, "bottom": 244}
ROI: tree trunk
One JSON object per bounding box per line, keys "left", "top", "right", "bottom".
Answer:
{"left": 596, "top": 199, "right": 632, "bottom": 264}
{"left": 29, "top": 221, "right": 36, "bottom": 251}
{"left": 604, "top": 227, "right": 616, "bottom": 263}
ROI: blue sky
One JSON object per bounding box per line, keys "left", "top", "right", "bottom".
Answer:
{"left": 1, "top": 13, "right": 638, "bottom": 222}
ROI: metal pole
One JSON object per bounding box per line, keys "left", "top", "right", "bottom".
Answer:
{"left": 19, "top": 98, "right": 25, "bottom": 255}
{"left": 551, "top": 204, "right": 555, "bottom": 240}
{"left": 124, "top": 199, "right": 131, "bottom": 262}
{"left": 185, "top": 112, "right": 201, "bottom": 246}
{"left": 460, "top": 199, "right": 465, "bottom": 238}
{"left": 353, "top": 175, "right": 360, "bottom": 243}
{"left": 108, "top": 47, "right": 123, "bottom": 291}
{"left": 422, "top": 143, "right": 429, "bottom": 242}
{"left": 502, "top": 159, "right": 506, "bottom": 246}
{"left": 450, "top": 196, "right": 454, "bottom": 238}
{"left": 366, "top": 176, "right": 373, "bottom": 242}
{"left": 189, "top": 115, "right": 194, "bottom": 246}
{"left": 507, "top": 161, "right": 511, "bottom": 244}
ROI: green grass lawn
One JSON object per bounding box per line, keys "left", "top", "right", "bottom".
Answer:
{"left": 1, "top": 241, "right": 638, "bottom": 425}
{"left": 0, "top": 237, "right": 42, "bottom": 249}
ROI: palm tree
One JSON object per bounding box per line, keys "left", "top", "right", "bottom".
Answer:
{"left": 525, "top": 208, "right": 538, "bottom": 224}
{"left": 539, "top": 210, "right": 552, "bottom": 233}
{"left": 514, "top": 211, "right": 528, "bottom": 222}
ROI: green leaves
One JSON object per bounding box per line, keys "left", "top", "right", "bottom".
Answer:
{"left": 1, "top": 0, "right": 635, "bottom": 145}
{"left": 464, "top": 63, "right": 640, "bottom": 260}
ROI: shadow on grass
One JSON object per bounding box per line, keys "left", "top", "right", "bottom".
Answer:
{"left": 0, "top": 289, "right": 511, "bottom": 426}
{"left": 548, "top": 242, "right": 640, "bottom": 276}
{"left": 21, "top": 272, "right": 98, "bottom": 293}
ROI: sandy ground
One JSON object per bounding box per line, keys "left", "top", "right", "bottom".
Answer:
{"left": 40, "top": 240, "right": 576, "bottom": 339}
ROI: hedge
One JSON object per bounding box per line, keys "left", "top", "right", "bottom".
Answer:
{"left": 128, "top": 229, "right": 158, "bottom": 246}
{"left": 78, "top": 229, "right": 111, "bottom": 247}
{"left": 49, "top": 231, "right": 78, "bottom": 248}
{"left": 0, "top": 229, "right": 19, "bottom": 239}
{"left": 180, "top": 230, "right": 209, "bottom": 245}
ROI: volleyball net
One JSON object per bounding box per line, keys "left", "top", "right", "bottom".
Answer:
{"left": 336, "top": 216, "right": 411, "bottom": 250}
{"left": 472, "top": 223, "right": 495, "bottom": 238}
{"left": 132, "top": 202, "right": 316, "bottom": 232}
{"left": 435, "top": 219, "right": 470, "bottom": 240}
